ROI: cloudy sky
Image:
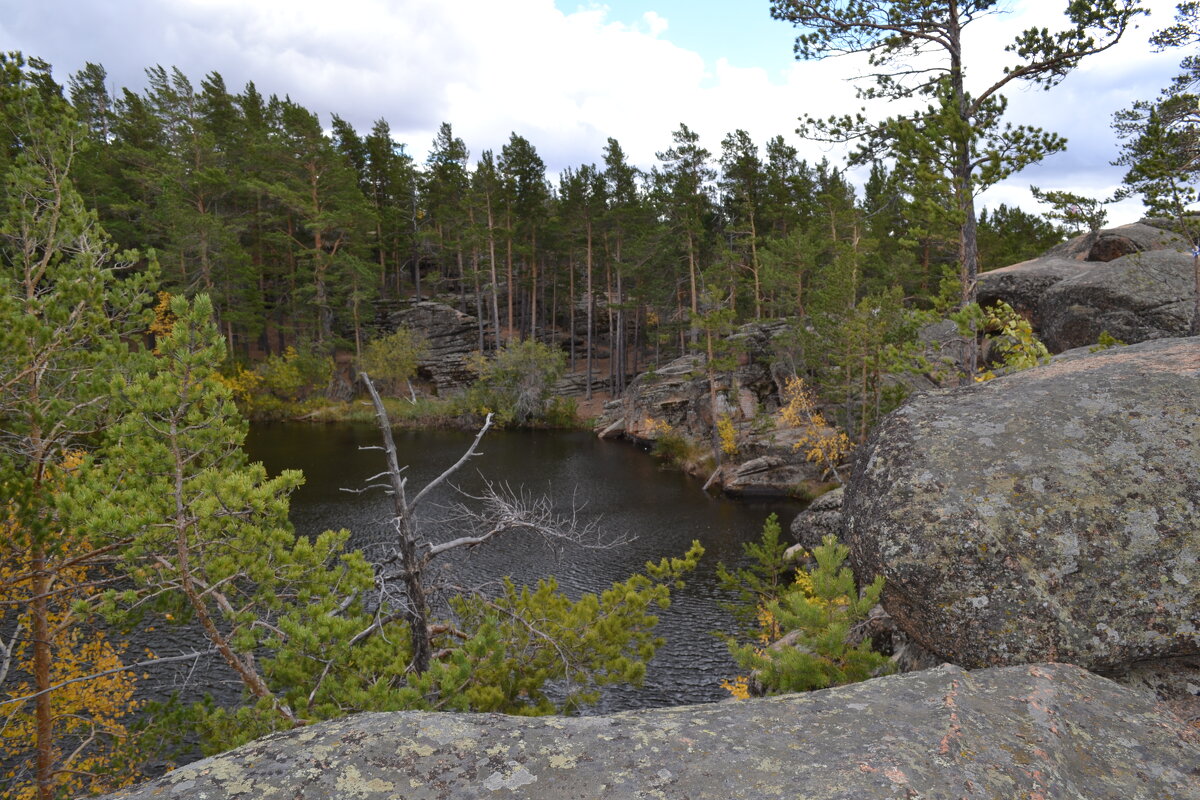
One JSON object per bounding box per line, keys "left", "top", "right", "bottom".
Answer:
{"left": 0, "top": 0, "right": 1187, "bottom": 223}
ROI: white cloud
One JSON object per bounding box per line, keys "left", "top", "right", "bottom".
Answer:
{"left": 0, "top": 0, "right": 1187, "bottom": 221}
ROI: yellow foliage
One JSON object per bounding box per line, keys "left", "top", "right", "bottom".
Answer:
{"left": 720, "top": 675, "right": 751, "bottom": 700}
{"left": 717, "top": 415, "right": 738, "bottom": 458}
{"left": 0, "top": 456, "right": 142, "bottom": 799}
{"left": 644, "top": 417, "right": 673, "bottom": 437}
{"left": 215, "top": 365, "right": 262, "bottom": 407}
{"left": 778, "top": 377, "right": 854, "bottom": 481}
{"left": 149, "top": 291, "right": 177, "bottom": 354}
{"left": 756, "top": 603, "right": 781, "bottom": 645}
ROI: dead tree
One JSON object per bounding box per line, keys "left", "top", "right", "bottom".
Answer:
{"left": 357, "top": 373, "right": 621, "bottom": 675}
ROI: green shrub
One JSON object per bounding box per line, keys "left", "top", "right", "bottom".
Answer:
{"left": 465, "top": 339, "right": 566, "bottom": 426}
{"left": 357, "top": 327, "right": 427, "bottom": 397}
{"left": 649, "top": 427, "right": 711, "bottom": 473}
{"left": 718, "top": 516, "right": 890, "bottom": 697}
{"left": 1089, "top": 330, "right": 1126, "bottom": 352}
{"left": 256, "top": 343, "right": 333, "bottom": 401}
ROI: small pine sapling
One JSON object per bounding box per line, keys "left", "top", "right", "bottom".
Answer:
{"left": 719, "top": 519, "right": 889, "bottom": 698}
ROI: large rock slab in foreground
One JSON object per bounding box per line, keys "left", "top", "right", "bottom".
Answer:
{"left": 845, "top": 337, "right": 1200, "bottom": 672}
{"left": 104, "top": 664, "right": 1199, "bottom": 800}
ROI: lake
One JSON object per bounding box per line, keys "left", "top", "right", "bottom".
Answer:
{"left": 243, "top": 423, "right": 801, "bottom": 712}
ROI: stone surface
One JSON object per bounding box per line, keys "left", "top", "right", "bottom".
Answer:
{"left": 1038, "top": 248, "right": 1196, "bottom": 351}
{"left": 1080, "top": 221, "right": 1189, "bottom": 261}
{"left": 976, "top": 256, "right": 1096, "bottom": 322}
{"left": 387, "top": 301, "right": 481, "bottom": 393}
{"left": 103, "top": 663, "right": 1200, "bottom": 800}
{"left": 789, "top": 486, "right": 844, "bottom": 551}
{"left": 1120, "top": 655, "right": 1200, "bottom": 726}
{"left": 844, "top": 336, "right": 1200, "bottom": 672}
{"left": 595, "top": 319, "right": 824, "bottom": 497}
{"left": 721, "top": 455, "right": 817, "bottom": 498}
{"left": 976, "top": 221, "right": 1190, "bottom": 342}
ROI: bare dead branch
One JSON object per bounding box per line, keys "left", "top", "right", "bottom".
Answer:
{"left": 0, "top": 649, "right": 219, "bottom": 707}
{"left": 408, "top": 413, "right": 493, "bottom": 512}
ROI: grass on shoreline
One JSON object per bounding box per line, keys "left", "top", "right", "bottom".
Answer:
{"left": 245, "top": 394, "right": 590, "bottom": 431}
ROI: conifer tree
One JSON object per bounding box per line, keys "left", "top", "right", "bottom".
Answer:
{"left": 656, "top": 123, "right": 715, "bottom": 346}
{"left": 601, "top": 137, "right": 646, "bottom": 388}
{"left": 500, "top": 134, "right": 550, "bottom": 338}
{"left": 424, "top": 122, "right": 471, "bottom": 301}
{"left": 473, "top": 149, "right": 506, "bottom": 347}
{"left": 269, "top": 101, "right": 373, "bottom": 346}
{"left": 719, "top": 129, "right": 767, "bottom": 318}
{"left": 0, "top": 53, "right": 155, "bottom": 800}
{"left": 770, "top": 0, "right": 1144, "bottom": 306}
{"left": 1112, "top": 1, "right": 1200, "bottom": 332}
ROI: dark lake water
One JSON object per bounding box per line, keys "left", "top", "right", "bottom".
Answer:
{"left": 242, "top": 423, "right": 802, "bottom": 712}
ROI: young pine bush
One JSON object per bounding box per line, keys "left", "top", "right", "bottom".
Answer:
{"left": 718, "top": 515, "right": 890, "bottom": 697}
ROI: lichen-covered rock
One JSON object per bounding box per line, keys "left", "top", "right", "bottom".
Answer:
{"left": 844, "top": 337, "right": 1200, "bottom": 672}
{"left": 789, "top": 486, "right": 844, "bottom": 550}
{"left": 102, "top": 663, "right": 1200, "bottom": 800}
{"left": 386, "top": 301, "right": 481, "bottom": 393}
{"left": 977, "top": 221, "right": 1189, "bottom": 341}
{"left": 977, "top": 256, "right": 1096, "bottom": 322}
{"left": 1120, "top": 655, "right": 1200, "bottom": 726}
{"left": 1038, "top": 249, "right": 1196, "bottom": 351}
{"left": 721, "top": 455, "right": 819, "bottom": 498}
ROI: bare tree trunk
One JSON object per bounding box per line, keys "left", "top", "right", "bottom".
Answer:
{"left": 486, "top": 197, "right": 501, "bottom": 349}
{"left": 585, "top": 218, "right": 594, "bottom": 401}
{"left": 568, "top": 257, "right": 576, "bottom": 372}
{"left": 473, "top": 251, "right": 485, "bottom": 353}
{"left": 360, "top": 373, "right": 433, "bottom": 673}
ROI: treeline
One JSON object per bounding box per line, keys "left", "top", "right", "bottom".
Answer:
{"left": 50, "top": 58, "right": 1063, "bottom": 384}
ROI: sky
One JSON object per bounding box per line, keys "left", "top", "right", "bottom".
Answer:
{"left": 0, "top": 0, "right": 1188, "bottom": 224}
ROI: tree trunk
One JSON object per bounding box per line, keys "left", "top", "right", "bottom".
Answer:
{"left": 486, "top": 196, "right": 501, "bottom": 349}
{"left": 687, "top": 231, "right": 699, "bottom": 346}
{"left": 585, "top": 218, "right": 594, "bottom": 401}
{"left": 568, "top": 256, "right": 576, "bottom": 372}
{"left": 749, "top": 212, "right": 762, "bottom": 319}
{"left": 530, "top": 232, "right": 539, "bottom": 342}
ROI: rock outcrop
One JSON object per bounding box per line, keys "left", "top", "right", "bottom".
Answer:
{"left": 1038, "top": 248, "right": 1196, "bottom": 351}
{"left": 595, "top": 320, "right": 827, "bottom": 497}
{"left": 976, "top": 220, "right": 1193, "bottom": 350}
{"left": 976, "top": 255, "right": 1095, "bottom": 321}
{"left": 386, "top": 301, "right": 481, "bottom": 393}
{"left": 788, "top": 486, "right": 844, "bottom": 552}
{"left": 103, "top": 663, "right": 1200, "bottom": 800}
{"left": 844, "top": 337, "right": 1200, "bottom": 674}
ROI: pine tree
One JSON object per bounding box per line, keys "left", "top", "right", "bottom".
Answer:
{"left": 0, "top": 53, "right": 156, "bottom": 800}
{"left": 770, "top": 0, "right": 1144, "bottom": 306}
{"left": 719, "top": 129, "right": 767, "bottom": 318}
{"left": 269, "top": 101, "right": 373, "bottom": 346}
{"left": 500, "top": 134, "right": 550, "bottom": 338}
{"left": 656, "top": 123, "right": 715, "bottom": 347}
